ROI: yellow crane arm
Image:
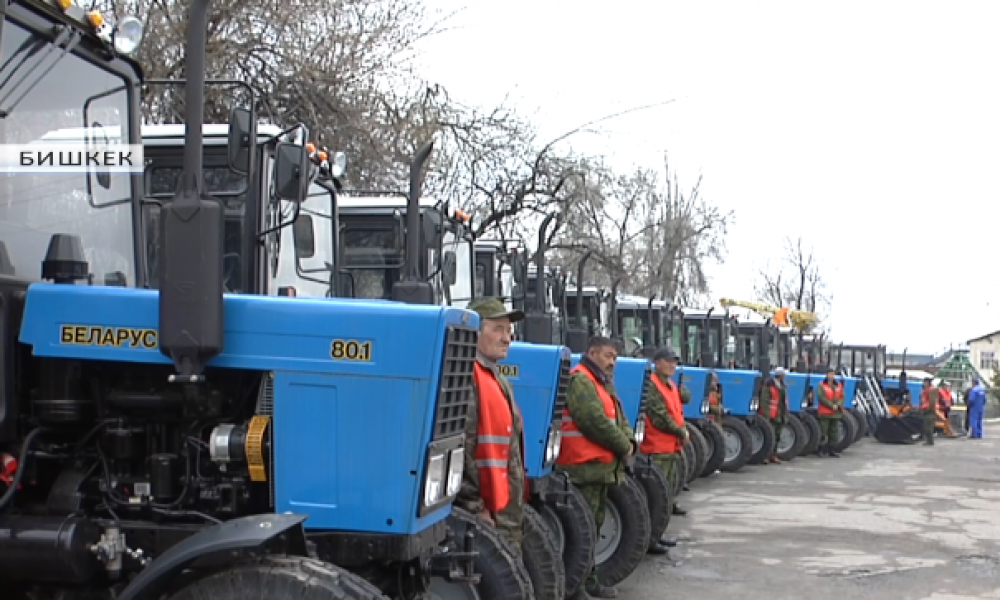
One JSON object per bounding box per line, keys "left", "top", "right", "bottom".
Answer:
{"left": 718, "top": 298, "right": 820, "bottom": 331}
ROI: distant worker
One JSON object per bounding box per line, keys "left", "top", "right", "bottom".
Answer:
{"left": 817, "top": 368, "right": 845, "bottom": 457}
{"left": 967, "top": 378, "right": 987, "bottom": 439}
{"left": 706, "top": 371, "right": 724, "bottom": 423}
{"left": 757, "top": 367, "right": 788, "bottom": 464}
{"left": 939, "top": 381, "right": 956, "bottom": 437}
{"left": 640, "top": 347, "right": 687, "bottom": 555}
{"left": 458, "top": 299, "right": 528, "bottom": 554}
{"left": 556, "top": 335, "right": 636, "bottom": 599}
{"left": 919, "top": 378, "right": 940, "bottom": 446}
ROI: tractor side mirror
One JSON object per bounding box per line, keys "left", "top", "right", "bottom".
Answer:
{"left": 273, "top": 141, "right": 310, "bottom": 202}
{"left": 442, "top": 250, "right": 457, "bottom": 286}
{"left": 227, "top": 106, "right": 254, "bottom": 175}
{"left": 510, "top": 252, "right": 525, "bottom": 284}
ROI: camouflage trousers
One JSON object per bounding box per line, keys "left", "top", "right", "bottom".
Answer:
{"left": 770, "top": 418, "right": 784, "bottom": 450}
{"left": 576, "top": 483, "right": 610, "bottom": 587}
{"left": 922, "top": 410, "right": 936, "bottom": 445}
{"left": 494, "top": 500, "right": 525, "bottom": 558}
{"left": 818, "top": 416, "right": 838, "bottom": 446}
{"left": 649, "top": 452, "right": 679, "bottom": 512}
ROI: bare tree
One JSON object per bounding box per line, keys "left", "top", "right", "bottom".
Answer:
{"left": 754, "top": 235, "right": 831, "bottom": 326}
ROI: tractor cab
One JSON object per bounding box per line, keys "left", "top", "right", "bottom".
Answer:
{"left": 614, "top": 294, "right": 658, "bottom": 358}
{"left": 337, "top": 194, "right": 474, "bottom": 307}
{"left": 560, "top": 283, "right": 609, "bottom": 353}
{"left": 679, "top": 308, "right": 737, "bottom": 369}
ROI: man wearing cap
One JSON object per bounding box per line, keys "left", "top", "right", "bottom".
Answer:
{"left": 757, "top": 367, "right": 789, "bottom": 464}
{"left": 457, "top": 298, "right": 529, "bottom": 556}
{"left": 556, "top": 335, "right": 636, "bottom": 599}
{"left": 640, "top": 347, "right": 689, "bottom": 542}
{"left": 816, "top": 368, "right": 845, "bottom": 457}
{"left": 919, "top": 378, "right": 941, "bottom": 445}
{"left": 967, "top": 377, "right": 987, "bottom": 439}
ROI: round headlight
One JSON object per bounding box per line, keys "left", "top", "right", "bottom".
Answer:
{"left": 701, "top": 399, "right": 709, "bottom": 415}
{"left": 635, "top": 419, "right": 646, "bottom": 444}
{"left": 113, "top": 16, "right": 144, "bottom": 55}
{"left": 801, "top": 399, "right": 809, "bottom": 409}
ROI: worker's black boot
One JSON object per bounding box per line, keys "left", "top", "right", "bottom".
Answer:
{"left": 827, "top": 446, "right": 840, "bottom": 458}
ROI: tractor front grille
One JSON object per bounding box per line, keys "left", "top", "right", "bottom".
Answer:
{"left": 432, "top": 326, "right": 477, "bottom": 440}
{"left": 550, "top": 355, "right": 570, "bottom": 428}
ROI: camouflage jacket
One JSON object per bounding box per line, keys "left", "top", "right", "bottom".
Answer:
{"left": 643, "top": 372, "right": 687, "bottom": 440}
{"left": 555, "top": 357, "right": 634, "bottom": 486}
{"left": 456, "top": 356, "right": 526, "bottom": 535}
{"left": 759, "top": 378, "right": 788, "bottom": 422}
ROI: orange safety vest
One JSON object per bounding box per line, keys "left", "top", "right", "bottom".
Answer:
{"left": 919, "top": 387, "right": 938, "bottom": 412}
{"left": 556, "top": 364, "right": 618, "bottom": 466}
{"left": 640, "top": 374, "right": 685, "bottom": 454}
{"left": 940, "top": 388, "right": 953, "bottom": 408}
{"left": 472, "top": 363, "right": 516, "bottom": 513}
{"left": 818, "top": 382, "right": 843, "bottom": 416}
{"left": 758, "top": 381, "right": 782, "bottom": 419}
{"left": 708, "top": 390, "right": 721, "bottom": 422}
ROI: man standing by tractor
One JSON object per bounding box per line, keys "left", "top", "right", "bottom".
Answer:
{"left": 757, "top": 367, "right": 788, "bottom": 464}
{"left": 938, "top": 380, "right": 956, "bottom": 437}
{"left": 458, "top": 298, "right": 528, "bottom": 554}
{"left": 967, "top": 377, "right": 987, "bottom": 439}
{"left": 556, "top": 336, "right": 636, "bottom": 600}
{"left": 707, "top": 372, "right": 724, "bottom": 423}
{"left": 817, "top": 368, "right": 845, "bottom": 457}
{"left": 640, "top": 347, "right": 689, "bottom": 552}
{"left": 919, "top": 377, "right": 941, "bottom": 446}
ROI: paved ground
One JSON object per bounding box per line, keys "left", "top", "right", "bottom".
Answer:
{"left": 621, "top": 424, "right": 1000, "bottom": 600}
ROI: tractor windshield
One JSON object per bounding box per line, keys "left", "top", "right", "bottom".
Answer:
{"left": 0, "top": 19, "right": 138, "bottom": 285}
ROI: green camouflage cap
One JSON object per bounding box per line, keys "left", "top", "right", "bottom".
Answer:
{"left": 467, "top": 297, "right": 524, "bottom": 323}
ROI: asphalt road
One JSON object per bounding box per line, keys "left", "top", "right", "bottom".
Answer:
{"left": 620, "top": 425, "right": 1000, "bottom": 600}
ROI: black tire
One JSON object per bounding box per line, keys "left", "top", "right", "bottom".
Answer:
{"left": 522, "top": 505, "right": 566, "bottom": 600}
{"left": 719, "top": 415, "right": 753, "bottom": 472}
{"left": 440, "top": 507, "right": 535, "bottom": 600}
{"left": 682, "top": 439, "right": 698, "bottom": 484}
{"left": 830, "top": 413, "right": 857, "bottom": 453}
{"left": 747, "top": 415, "right": 775, "bottom": 465}
{"left": 800, "top": 411, "right": 822, "bottom": 456}
{"left": 671, "top": 449, "right": 687, "bottom": 498}
{"left": 846, "top": 409, "right": 862, "bottom": 445}
{"left": 851, "top": 407, "right": 870, "bottom": 438}
{"left": 537, "top": 480, "right": 595, "bottom": 598}
{"left": 167, "top": 555, "right": 388, "bottom": 600}
{"left": 776, "top": 414, "right": 808, "bottom": 461}
{"left": 687, "top": 424, "right": 710, "bottom": 481}
{"left": 697, "top": 420, "right": 727, "bottom": 477}
{"left": 633, "top": 455, "right": 673, "bottom": 548}
{"left": 595, "top": 473, "right": 652, "bottom": 587}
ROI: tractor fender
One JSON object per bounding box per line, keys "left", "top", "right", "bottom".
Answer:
{"left": 117, "top": 513, "right": 310, "bottom": 600}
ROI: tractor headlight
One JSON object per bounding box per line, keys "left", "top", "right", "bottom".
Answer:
{"left": 750, "top": 398, "right": 759, "bottom": 412}
{"left": 544, "top": 429, "right": 562, "bottom": 465}
{"left": 801, "top": 398, "right": 809, "bottom": 409}
{"left": 113, "top": 15, "right": 144, "bottom": 55}
{"left": 423, "top": 452, "right": 446, "bottom": 506}
{"left": 701, "top": 398, "right": 710, "bottom": 415}
{"left": 445, "top": 447, "right": 464, "bottom": 497}
{"left": 331, "top": 151, "right": 347, "bottom": 178}
{"left": 635, "top": 419, "right": 646, "bottom": 444}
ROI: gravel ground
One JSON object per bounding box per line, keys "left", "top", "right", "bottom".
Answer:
{"left": 618, "top": 424, "right": 1000, "bottom": 600}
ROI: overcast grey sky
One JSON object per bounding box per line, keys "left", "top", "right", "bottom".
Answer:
{"left": 415, "top": 1, "right": 1000, "bottom": 355}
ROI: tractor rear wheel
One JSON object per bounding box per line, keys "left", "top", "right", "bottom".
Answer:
{"left": 851, "top": 407, "right": 870, "bottom": 438}
{"left": 830, "top": 413, "right": 857, "bottom": 454}
{"left": 682, "top": 439, "right": 698, "bottom": 484}
{"left": 595, "top": 474, "right": 652, "bottom": 587}
{"left": 633, "top": 455, "right": 673, "bottom": 549}
{"left": 167, "top": 556, "right": 388, "bottom": 600}
{"left": 687, "top": 424, "right": 710, "bottom": 481}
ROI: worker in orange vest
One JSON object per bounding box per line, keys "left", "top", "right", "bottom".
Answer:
{"left": 556, "top": 335, "right": 636, "bottom": 599}
{"left": 816, "top": 368, "right": 845, "bottom": 457}
{"left": 458, "top": 298, "right": 529, "bottom": 555}
{"left": 757, "top": 367, "right": 788, "bottom": 464}
{"left": 706, "top": 371, "right": 724, "bottom": 423}
{"left": 919, "top": 378, "right": 940, "bottom": 446}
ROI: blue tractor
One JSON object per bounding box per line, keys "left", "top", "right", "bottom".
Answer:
{"left": 678, "top": 309, "right": 760, "bottom": 472}
{"left": 0, "top": 1, "right": 494, "bottom": 598}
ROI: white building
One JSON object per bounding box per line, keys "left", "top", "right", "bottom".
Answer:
{"left": 966, "top": 330, "right": 1000, "bottom": 384}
